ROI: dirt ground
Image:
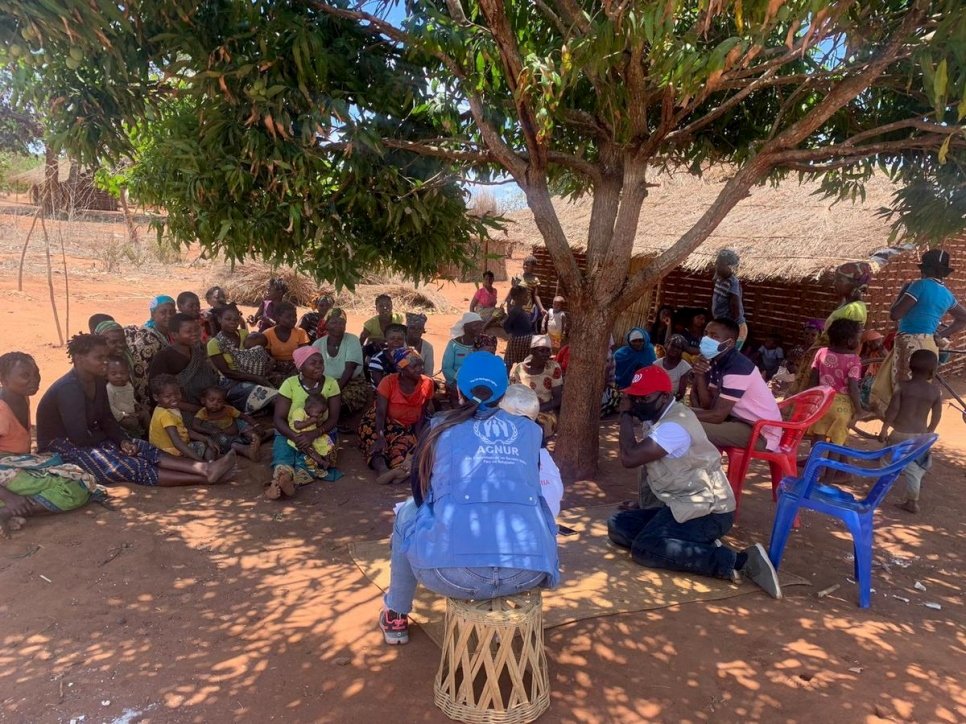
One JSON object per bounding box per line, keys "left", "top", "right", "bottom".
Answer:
{"left": 0, "top": 209, "right": 964, "bottom": 724}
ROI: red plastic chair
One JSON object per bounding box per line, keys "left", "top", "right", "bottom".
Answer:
{"left": 719, "top": 386, "right": 836, "bottom": 515}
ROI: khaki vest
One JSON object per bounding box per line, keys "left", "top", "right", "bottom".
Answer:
{"left": 639, "top": 402, "right": 736, "bottom": 523}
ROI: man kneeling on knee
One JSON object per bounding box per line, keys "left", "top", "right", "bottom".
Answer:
{"left": 607, "top": 366, "right": 781, "bottom": 598}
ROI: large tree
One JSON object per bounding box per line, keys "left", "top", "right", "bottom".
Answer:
{"left": 4, "top": 1, "right": 964, "bottom": 477}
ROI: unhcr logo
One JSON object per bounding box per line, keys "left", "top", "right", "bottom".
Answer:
{"left": 473, "top": 416, "right": 520, "bottom": 457}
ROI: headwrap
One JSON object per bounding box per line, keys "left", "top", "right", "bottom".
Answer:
{"left": 716, "top": 249, "right": 740, "bottom": 267}
{"left": 614, "top": 327, "right": 656, "bottom": 389}
{"left": 391, "top": 347, "right": 422, "bottom": 369}
{"left": 450, "top": 311, "right": 484, "bottom": 339}
{"left": 406, "top": 312, "right": 427, "bottom": 328}
{"left": 293, "top": 346, "right": 321, "bottom": 371}
{"left": 836, "top": 262, "right": 872, "bottom": 287}
{"left": 499, "top": 384, "right": 540, "bottom": 421}
{"left": 314, "top": 294, "right": 334, "bottom": 309}
{"left": 474, "top": 334, "right": 498, "bottom": 351}
{"left": 327, "top": 307, "right": 347, "bottom": 321}
{"left": 145, "top": 295, "right": 175, "bottom": 328}
{"left": 530, "top": 334, "right": 552, "bottom": 349}
{"left": 861, "top": 330, "right": 884, "bottom": 343}
{"left": 804, "top": 318, "right": 825, "bottom": 332}
{"left": 95, "top": 320, "right": 123, "bottom": 335}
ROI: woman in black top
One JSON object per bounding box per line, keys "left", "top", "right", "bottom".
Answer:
{"left": 37, "top": 334, "right": 235, "bottom": 487}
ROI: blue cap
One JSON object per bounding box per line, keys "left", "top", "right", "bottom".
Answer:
{"left": 456, "top": 352, "right": 508, "bottom": 408}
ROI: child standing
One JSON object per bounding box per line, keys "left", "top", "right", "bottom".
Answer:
{"left": 712, "top": 249, "right": 747, "bottom": 349}
{"left": 757, "top": 334, "right": 785, "bottom": 381}
{"left": 193, "top": 386, "right": 262, "bottom": 461}
{"left": 288, "top": 394, "right": 336, "bottom": 474}
{"left": 149, "top": 375, "right": 216, "bottom": 461}
{"left": 878, "top": 350, "right": 942, "bottom": 514}
{"left": 807, "top": 319, "right": 871, "bottom": 445}
{"left": 106, "top": 356, "right": 149, "bottom": 438}
{"left": 543, "top": 296, "right": 569, "bottom": 351}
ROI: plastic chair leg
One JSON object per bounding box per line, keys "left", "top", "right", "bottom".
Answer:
{"left": 853, "top": 519, "right": 874, "bottom": 608}
{"left": 770, "top": 459, "right": 801, "bottom": 529}
{"left": 767, "top": 495, "right": 800, "bottom": 571}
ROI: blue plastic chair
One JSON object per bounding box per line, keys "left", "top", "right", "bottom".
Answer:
{"left": 767, "top": 434, "right": 938, "bottom": 608}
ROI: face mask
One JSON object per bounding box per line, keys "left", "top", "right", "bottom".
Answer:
{"left": 631, "top": 398, "right": 666, "bottom": 422}
{"left": 700, "top": 336, "right": 726, "bottom": 360}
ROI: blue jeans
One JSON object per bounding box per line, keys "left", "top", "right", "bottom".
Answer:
{"left": 385, "top": 499, "right": 548, "bottom": 615}
{"left": 608, "top": 506, "right": 737, "bottom": 579}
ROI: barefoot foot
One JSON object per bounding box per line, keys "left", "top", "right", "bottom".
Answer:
{"left": 207, "top": 450, "right": 237, "bottom": 483}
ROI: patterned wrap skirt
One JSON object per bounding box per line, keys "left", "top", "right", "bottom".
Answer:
{"left": 358, "top": 406, "right": 418, "bottom": 470}
{"left": 48, "top": 438, "right": 163, "bottom": 487}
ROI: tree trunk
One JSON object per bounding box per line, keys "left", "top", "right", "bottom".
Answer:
{"left": 41, "top": 145, "right": 60, "bottom": 213}
{"left": 554, "top": 301, "right": 616, "bottom": 481}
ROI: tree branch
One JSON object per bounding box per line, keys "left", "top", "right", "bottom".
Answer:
{"left": 523, "top": 182, "right": 584, "bottom": 294}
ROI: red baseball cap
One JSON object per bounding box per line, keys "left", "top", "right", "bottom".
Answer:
{"left": 622, "top": 366, "right": 673, "bottom": 396}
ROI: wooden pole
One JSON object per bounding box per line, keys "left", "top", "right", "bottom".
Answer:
{"left": 38, "top": 211, "right": 64, "bottom": 347}
{"left": 16, "top": 206, "right": 42, "bottom": 291}
{"left": 59, "top": 223, "right": 71, "bottom": 338}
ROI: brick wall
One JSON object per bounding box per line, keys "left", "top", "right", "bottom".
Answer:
{"left": 530, "top": 239, "right": 966, "bottom": 375}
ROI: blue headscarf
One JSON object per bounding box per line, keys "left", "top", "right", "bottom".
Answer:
{"left": 614, "top": 327, "right": 656, "bottom": 389}
{"left": 144, "top": 295, "right": 175, "bottom": 328}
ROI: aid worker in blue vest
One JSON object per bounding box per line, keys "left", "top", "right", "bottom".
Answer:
{"left": 379, "top": 351, "right": 559, "bottom": 645}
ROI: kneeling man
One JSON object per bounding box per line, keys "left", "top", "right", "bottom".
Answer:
{"left": 607, "top": 366, "right": 781, "bottom": 598}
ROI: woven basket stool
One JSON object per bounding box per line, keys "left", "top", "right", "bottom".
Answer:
{"left": 433, "top": 590, "right": 550, "bottom": 723}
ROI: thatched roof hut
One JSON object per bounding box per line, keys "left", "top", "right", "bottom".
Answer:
{"left": 10, "top": 159, "right": 118, "bottom": 212}
{"left": 506, "top": 169, "right": 966, "bottom": 372}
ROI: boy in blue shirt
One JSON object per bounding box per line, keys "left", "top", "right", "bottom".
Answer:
{"left": 712, "top": 249, "right": 747, "bottom": 349}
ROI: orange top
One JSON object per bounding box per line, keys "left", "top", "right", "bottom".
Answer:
{"left": 377, "top": 374, "right": 435, "bottom": 426}
{"left": 264, "top": 326, "right": 310, "bottom": 362}
{"left": 0, "top": 399, "right": 32, "bottom": 454}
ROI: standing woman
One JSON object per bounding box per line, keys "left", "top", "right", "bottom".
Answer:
{"left": 312, "top": 309, "right": 371, "bottom": 417}
{"left": 206, "top": 305, "right": 278, "bottom": 414}
{"left": 378, "top": 352, "right": 558, "bottom": 645}
{"left": 127, "top": 295, "right": 177, "bottom": 403}
{"left": 503, "top": 286, "right": 535, "bottom": 372}
{"left": 792, "top": 262, "right": 871, "bottom": 394}
{"left": 269, "top": 347, "right": 342, "bottom": 499}
{"left": 37, "top": 335, "right": 234, "bottom": 487}
{"left": 358, "top": 348, "right": 435, "bottom": 485}
{"left": 0, "top": 352, "right": 101, "bottom": 537}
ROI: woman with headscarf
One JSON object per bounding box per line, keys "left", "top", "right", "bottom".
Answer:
{"left": 206, "top": 304, "right": 278, "bottom": 414}
{"left": 442, "top": 312, "right": 484, "bottom": 403}
{"left": 792, "top": 261, "right": 872, "bottom": 394}
{"left": 405, "top": 312, "right": 435, "bottom": 376}
{"left": 268, "top": 346, "right": 342, "bottom": 499}
{"left": 127, "top": 295, "right": 177, "bottom": 403}
{"left": 298, "top": 293, "right": 335, "bottom": 344}
{"left": 359, "top": 347, "right": 435, "bottom": 485}
{"left": 377, "top": 352, "right": 557, "bottom": 646}
{"left": 312, "top": 308, "right": 371, "bottom": 416}
{"left": 95, "top": 319, "right": 135, "bottom": 370}
{"left": 509, "top": 335, "right": 564, "bottom": 438}
{"left": 614, "top": 327, "right": 657, "bottom": 390}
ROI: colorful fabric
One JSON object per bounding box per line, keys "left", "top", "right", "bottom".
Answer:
{"left": 278, "top": 375, "right": 340, "bottom": 428}
{"left": 287, "top": 408, "right": 335, "bottom": 460}
{"left": 0, "top": 399, "right": 31, "bottom": 454}
{"left": 49, "top": 438, "right": 162, "bottom": 486}
{"left": 264, "top": 326, "right": 310, "bottom": 363}
{"left": 392, "top": 347, "right": 421, "bottom": 369}
{"left": 808, "top": 392, "right": 855, "bottom": 446}
{"left": 893, "top": 333, "right": 939, "bottom": 387}
{"left": 312, "top": 333, "right": 365, "bottom": 380}
{"left": 145, "top": 295, "right": 175, "bottom": 328}
{"left": 811, "top": 348, "right": 861, "bottom": 394}
{"left": 127, "top": 325, "right": 170, "bottom": 402}
{"left": 509, "top": 360, "right": 563, "bottom": 404}
{"left": 208, "top": 330, "right": 271, "bottom": 378}
{"left": 897, "top": 278, "right": 957, "bottom": 335}
{"left": 339, "top": 376, "right": 371, "bottom": 414}
{"left": 358, "top": 405, "right": 417, "bottom": 469}
{"left": 0, "top": 452, "right": 99, "bottom": 495}
{"left": 149, "top": 407, "right": 189, "bottom": 455}
{"left": 837, "top": 262, "right": 873, "bottom": 286}
{"left": 504, "top": 334, "right": 533, "bottom": 371}
{"left": 0, "top": 468, "right": 91, "bottom": 512}
{"left": 378, "top": 374, "right": 435, "bottom": 426}
{"left": 472, "top": 286, "right": 498, "bottom": 309}
{"left": 706, "top": 349, "right": 782, "bottom": 451}
{"left": 474, "top": 334, "right": 498, "bottom": 351}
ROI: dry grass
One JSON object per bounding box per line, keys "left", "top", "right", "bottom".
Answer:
{"left": 219, "top": 262, "right": 457, "bottom": 313}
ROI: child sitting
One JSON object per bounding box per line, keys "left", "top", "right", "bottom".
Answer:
{"left": 288, "top": 393, "right": 336, "bottom": 474}
{"left": 806, "top": 319, "right": 871, "bottom": 446}
{"left": 192, "top": 386, "right": 262, "bottom": 461}
{"left": 757, "top": 333, "right": 785, "bottom": 381}
{"left": 106, "top": 355, "right": 149, "bottom": 437}
{"left": 878, "top": 350, "right": 942, "bottom": 514}
{"left": 653, "top": 334, "right": 692, "bottom": 400}
{"left": 148, "top": 375, "right": 216, "bottom": 462}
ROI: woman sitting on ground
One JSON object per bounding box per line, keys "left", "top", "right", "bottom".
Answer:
{"left": 368, "top": 323, "right": 408, "bottom": 387}
{"left": 268, "top": 347, "right": 342, "bottom": 499}
{"left": 37, "top": 335, "right": 234, "bottom": 487}
{"left": 359, "top": 348, "right": 435, "bottom": 485}
{"left": 127, "top": 295, "right": 177, "bottom": 403}
{"left": 509, "top": 335, "right": 564, "bottom": 437}
{"left": 405, "top": 313, "right": 435, "bottom": 376}
{"left": 148, "top": 313, "right": 224, "bottom": 412}
{"left": 298, "top": 294, "right": 335, "bottom": 344}
{"left": 207, "top": 305, "right": 278, "bottom": 414}
{"left": 378, "top": 351, "right": 559, "bottom": 645}
{"left": 614, "top": 327, "right": 657, "bottom": 389}
{"left": 442, "top": 312, "right": 485, "bottom": 403}
{"left": 0, "top": 352, "right": 104, "bottom": 538}
{"left": 263, "top": 301, "right": 311, "bottom": 384}
{"left": 312, "top": 309, "right": 371, "bottom": 417}
{"left": 95, "top": 320, "right": 135, "bottom": 370}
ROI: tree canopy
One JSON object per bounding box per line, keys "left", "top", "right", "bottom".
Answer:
{"left": 3, "top": 0, "right": 965, "bottom": 475}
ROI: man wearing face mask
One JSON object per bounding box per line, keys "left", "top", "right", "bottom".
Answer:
{"left": 607, "top": 366, "right": 781, "bottom": 597}
{"left": 691, "top": 318, "right": 782, "bottom": 452}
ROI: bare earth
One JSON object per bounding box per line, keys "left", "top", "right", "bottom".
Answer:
{"left": 0, "top": 210, "right": 963, "bottom": 724}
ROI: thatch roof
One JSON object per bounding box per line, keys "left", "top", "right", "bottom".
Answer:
{"left": 9, "top": 159, "right": 76, "bottom": 186}
{"left": 505, "top": 169, "right": 912, "bottom": 281}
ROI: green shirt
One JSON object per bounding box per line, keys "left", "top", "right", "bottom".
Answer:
{"left": 278, "top": 375, "right": 341, "bottom": 427}
{"left": 312, "top": 333, "right": 364, "bottom": 380}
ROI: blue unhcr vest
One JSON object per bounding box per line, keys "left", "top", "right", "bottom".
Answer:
{"left": 404, "top": 409, "right": 559, "bottom": 586}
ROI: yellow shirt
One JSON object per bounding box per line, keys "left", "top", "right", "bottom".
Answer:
{"left": 149, "top": 407, "right": 189, "bottom": 455}
{"left": 207, "top": 330, "right": 249, "bottom": 369}
{"left": 362, "top": 313, "right": 405, "bottom": 341}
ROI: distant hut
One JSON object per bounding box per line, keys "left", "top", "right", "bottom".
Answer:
{"left": 506, "top": 170, "right": 966, "bottom": 373}
{"left": 10, "top": 159, "right": 118, "bottom": 212}
{"left": 437, "top": 202, "right": 515, "bottom": 282}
